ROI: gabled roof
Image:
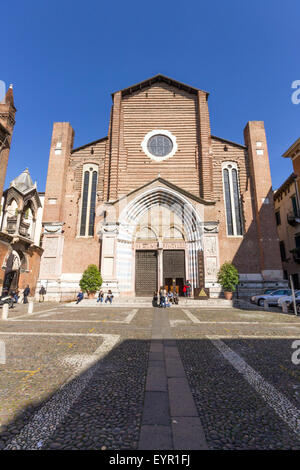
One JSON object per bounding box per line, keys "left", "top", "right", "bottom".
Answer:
{"left": 282, "top": 137, "right": 300, "bottom": 159}
{"left": 110, "top": 177, "right": 216, "bottom": 205}
{"left": 273, "top": 173, "right": 297, "bottom": 201}
{"left": 71, "top": 136, "right": 108, "bottom": 153}
{"left": 211, "top": 135, "right": 247, "bottom": 150}
{"left": 111, "top": 74, "right": 209, "bottom": 99}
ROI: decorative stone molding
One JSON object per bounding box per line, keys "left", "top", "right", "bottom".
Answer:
{"left": 203, "top": 221, "right": 219, "bottom": 233}
{"left": 43, "top": 222, "right": 64, "bottom": 234}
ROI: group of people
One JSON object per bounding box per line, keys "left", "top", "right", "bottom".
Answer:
{"left": 3, "top": 284, "right": 31, "bottom": 305}
{"left": 76, "top": 289, "right": 114, "bottom": 304}
{"left": 75, "top": 281, "right": 193, "bottom": 305}
{"left": 97, "top": 289, "right": 114, "bottom": 304}
{"left": 153, "top": 288, "right": 179, "bottom": 308}
{"left": 183, "top": 280, "right": 192, "bottom": 297}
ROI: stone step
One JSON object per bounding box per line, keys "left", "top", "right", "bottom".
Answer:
{"left": 64, "top": 298, "right": 233, "bottom": 308}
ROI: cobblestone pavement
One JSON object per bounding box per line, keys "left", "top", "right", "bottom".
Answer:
{"left": 1, "top": 303, "right": 300, "bottom": 449}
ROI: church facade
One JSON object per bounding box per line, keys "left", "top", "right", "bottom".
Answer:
{"left": 38, "top": 75, "right": 284, "bottom": 300}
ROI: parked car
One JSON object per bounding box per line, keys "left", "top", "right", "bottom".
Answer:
{"left": 278, "top": 290, "right": 300, "bottom": 308}
{"left": 286, "top": 298, "right": 300, "bottom": 315}
{"left": 251, "top": 289, "right": 292, "bottom": 307}
{"left": 262, "top": 288, "right": 277, "bottom": 295}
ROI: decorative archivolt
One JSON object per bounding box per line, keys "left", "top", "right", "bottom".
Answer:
{"left": 118, "top": 186, "right": 203, "bottom": 248}
{"left": 135, "top": 226, "right": 158, "bottom": 240}
{"left": 163, "top": 225, "right": 185, "bottom": 239}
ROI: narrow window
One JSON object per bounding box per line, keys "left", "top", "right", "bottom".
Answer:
{"left": 79, "top": 165, "right": 98, "bottom": 236}
{"left": 291, "top": 195, "right": 298, "bottom": 217}
{"left": 295, "top": 234, "right": 300, "bottom": 248}
{"left": 275, "top": 211, "right": 281, "bottom": 226}
{"left": 279, "top": 241, "right": 286, "bottom": 261}
{"left": 80, "top": 171, "right": 90, "bottom": 236}
{"left": 232, "top": 169, "right": 242, "bottom": 235}
{"left": 223, "top": 169, "right": 233, "bottom": 235}
{"left": 88, "top": 171, "right": 98, "bottom": 236}
{"left": 223, "top": 163, "right": 243, "bottom": 236}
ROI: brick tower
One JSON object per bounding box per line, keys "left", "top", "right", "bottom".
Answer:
{"left": 0, "top": 84, "right": 17, "bottom": 200}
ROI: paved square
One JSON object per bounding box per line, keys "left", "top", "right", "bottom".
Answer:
{"left": 1, "top": 302, "right": 300, "bottom": 449}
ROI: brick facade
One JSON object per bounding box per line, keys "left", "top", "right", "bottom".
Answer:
{"left": 38, "top": 74, "right": 284, "bottom": 300}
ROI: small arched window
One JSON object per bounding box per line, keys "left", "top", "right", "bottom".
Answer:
{"left": 222, "top": 162, "right": 243, "bottom": 236}
{"left": 80, "top": 164, "right": 98, "bottom": 236}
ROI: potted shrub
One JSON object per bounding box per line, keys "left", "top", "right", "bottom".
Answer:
{"left": 79, "top": 264, "right": 102, "bottom": 299}
{"left": 217, "top": 262, "right": 239, "bottom": 300}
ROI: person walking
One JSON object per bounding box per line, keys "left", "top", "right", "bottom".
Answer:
{"left": 186, "top": 280, "right": 192, "bottom": 297}
{"left": 183, "top": 283, "right": 187, "bottom": 297}
{"left": 76, "top": 290, "right": 84, "bottom": 304}
{"left": 23, "top": 285, "right": 30, "bottom": 304}
{"left": 39, "top": 285, "right": 46, "bottom": 302}
{"left": 97, "top": 290, "right": 104, "bottom": 303}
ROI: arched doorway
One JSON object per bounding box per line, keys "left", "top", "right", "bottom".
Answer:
{"left": 117, "top": 186, "right": 203, "bottom": 296}
{"left": 2, "top": 250, "right": 25, "bottom": 294}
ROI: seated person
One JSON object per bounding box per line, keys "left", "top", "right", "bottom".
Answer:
{"left": 173, "top": 290, "right": 179, "bottom": 305}
{"left": 97, "top": 290, "right": 104, "bottom": 303}
{"left": 105, "top": 290, "right": 114, "bottom": 304}
{"left": 76, "top": 291, "right": 84, "bottom": 304}
{"left": 152, "top": 291, "right": 158, "bottom": 307}
{"left": 159, "top": 294, "right": 166, "bottom": 308}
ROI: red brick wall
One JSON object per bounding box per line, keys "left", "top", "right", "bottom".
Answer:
{"left": 211, "top": 137, "right": 261, "bottom": 273}
{"left": 110, "top": 83, "right": 202, "bottom": 199}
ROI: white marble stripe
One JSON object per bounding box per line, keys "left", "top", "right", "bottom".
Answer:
{"left": 4, "top": 334, "right": 120, "bottom": 449}
{"left": 208, "top": 336, "right": 300, "bottom": 437}
{"left": 182, "top": 309, "right": 201, "bottom": 324}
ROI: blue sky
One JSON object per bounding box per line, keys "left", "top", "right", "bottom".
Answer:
{"left": 1, "top": 0, "right": 299, "bottom": 191}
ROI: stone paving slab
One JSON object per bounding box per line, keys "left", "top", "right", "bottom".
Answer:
{"left": 142, "top": 392, "right": 170, "bottom": 426}
{"left": 168, "top": 378, "right": 198, "bottom": 417}
{"left": 146, "top": 365, "right": 167, "bottom": 392}
{"left": 172, "top": 417, "right": 208, "bottom": 450}
{"left": 138, "top": 425, "right": 172, "bottom": 450}
{"left": 149, "top": 351, "right": 164, "bottom": 361}
{"left": 165, "top": 357, "right": 186, "bottom": 378}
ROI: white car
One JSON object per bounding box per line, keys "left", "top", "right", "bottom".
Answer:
{"left": 251, "top": 289, "right": 292, "bottom": 307}
{"left": 277, "top": 290, "right": 300, "bottom": 308}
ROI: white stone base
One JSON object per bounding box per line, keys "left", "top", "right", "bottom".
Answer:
{"left": 36, "top": 277, "right": 121, "bottom": 302}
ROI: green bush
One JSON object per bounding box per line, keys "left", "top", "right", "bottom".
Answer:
{"left": 79, "top": 264, "right": 102, "bottom": 294}
{"left": 217, "top": 262, "right": 239, "bottom": 292}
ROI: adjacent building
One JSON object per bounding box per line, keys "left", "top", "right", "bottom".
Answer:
{"left": 274, "top": 138, "right": 300, "bottom": 288}
{"left": 0, "top": 169, "right": 44, "bottom": 294}
{"left": 0, "top": 87, "right": 44, "bottom": 296}
{"left": 37, "top": 74, "right": 284, "bottom": 301}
